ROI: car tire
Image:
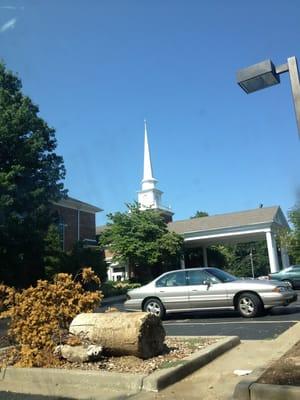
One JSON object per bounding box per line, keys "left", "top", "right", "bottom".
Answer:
{"left": 143, "top": 298, "right": 165, "bottom": 319}
{"left": 237, "top": 292, "right": 262, "bottom": 318}
{"left": 282, "top": 279, "right": 294, "bottom": 289}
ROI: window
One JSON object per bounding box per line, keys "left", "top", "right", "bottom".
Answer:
{"left": 156, "top": 271, "right": 186, "bottom": 287}
{"left": 58, "top": 215, "right": 65, "bottom": 251}
{"left": 188, "top": 270, "right": 212, "bottom": 285}
{"left": 206, "top": 268, "right": 236, "bottom": 283}
{"left": 291, "top": 265, "right": 300, "bottom": 270}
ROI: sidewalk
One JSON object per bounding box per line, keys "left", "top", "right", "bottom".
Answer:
{"left": 129, "top": 322, "right": 300, "bottom": 400}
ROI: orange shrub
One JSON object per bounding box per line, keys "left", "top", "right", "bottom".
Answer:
{"left": 0, "top": 268, "right": 103, "bottom": 367}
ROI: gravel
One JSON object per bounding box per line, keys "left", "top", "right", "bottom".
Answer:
{"left": 53, "top": 337, "right": 218, "bottom": 374}
{"left": 0, "top": 337, "right": 218, "bottom": 375}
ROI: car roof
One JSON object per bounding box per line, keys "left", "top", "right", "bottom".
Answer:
{"left": 159, "top": 267, "right": 217, "bottom": 274}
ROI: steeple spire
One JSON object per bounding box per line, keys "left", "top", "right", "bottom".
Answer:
{"left": 142, "top": 120, "right": 157, "bottom": 190}
{"left": 138, "top": 120, "right": 173, "bottom": 222}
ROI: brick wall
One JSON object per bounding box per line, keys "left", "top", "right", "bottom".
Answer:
{"left": 79, "top": 211, "right": 96, "bottom": 241}
{"left": 52, "top": 205, "right": 96, "bottom": 252}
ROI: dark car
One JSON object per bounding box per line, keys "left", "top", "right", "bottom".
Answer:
{"left": 269, "top": 265, "right": 300, "bottom": 289}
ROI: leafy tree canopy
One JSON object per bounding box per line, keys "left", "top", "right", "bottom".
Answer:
{"left": 0, "top": 62, "right": 66, "bottom": 287}
{"left": 222, "top": 242, "right": 269, "bottom": 277}
{"left": 287, "top": 203, "right": 300, "bottom": 264}
{"left": 99, "top": 203, "right": 183, "bottom": 280}
{"left": 191, "top": 210, "right": 209, "bottom": 219}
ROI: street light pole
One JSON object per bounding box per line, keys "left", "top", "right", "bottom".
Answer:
{"left": 237, "top": 56, "right": 300, "bottom": 138}
{"left": 287, "top": 57, "right": 300, "bottom": 136}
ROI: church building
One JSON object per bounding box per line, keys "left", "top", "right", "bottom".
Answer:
{"left": 99, "top": 122, "right": 290, "bottom": 281}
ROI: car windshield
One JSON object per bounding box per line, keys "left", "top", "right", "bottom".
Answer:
{"left": 206, "top": 268, "right": 237, "bottom": 283}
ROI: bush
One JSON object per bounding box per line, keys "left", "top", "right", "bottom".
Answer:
{"left": 0, "top": 268, "right": 103, "bottom": 367}
{"left": 100, "top": 281, "right": 141, "bottom": 298}
{"left": 44, "top": 235, "right": 108, "bottom": 285}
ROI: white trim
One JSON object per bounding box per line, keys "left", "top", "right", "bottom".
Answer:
{"left": 53, "top": 199, "right": 102, "bottom": 214}
{"left": 184, "top": 227, "right": 271, "bottom": 242}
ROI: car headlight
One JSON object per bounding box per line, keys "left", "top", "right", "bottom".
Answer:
{"left": 272, "top": 286, "right": 287, "bottom": 293}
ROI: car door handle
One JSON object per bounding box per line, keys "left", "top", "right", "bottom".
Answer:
{"left": 191, "top": 289, "right": 198, "bottom": 292}
{"left": 159, "top": 290, "right": 165, "bottom": 293}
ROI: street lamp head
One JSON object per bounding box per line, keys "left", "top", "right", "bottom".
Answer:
{"left": 237, "top": 60, "right": 280, "bottom": 94}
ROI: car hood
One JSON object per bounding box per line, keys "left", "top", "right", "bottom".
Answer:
{"left": 229, "top": 278, "right": 289, "bottom": 288}
{"left": 128, "top": 282, "right": 153, "bottom": 294}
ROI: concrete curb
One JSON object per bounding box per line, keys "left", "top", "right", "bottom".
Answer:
{"left": 0, "top": 367, "right": 145, "bottom": 398}
{"left": 142, "top": 335, "right": 240, "bottom": 392}
{"left": 233, "top": 322, "right": 300, "bottom": 400}
{"left": 0, "top": 336, "right": 240, "bottom": 399}
{"left": 234, "top": 380, "right": 300, "bottom": 400}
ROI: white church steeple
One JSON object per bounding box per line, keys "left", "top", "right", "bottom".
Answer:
{"left": 142, "top": 120, "right": 157, "bottom": 190}
{"left": 138, "top": 121, "right": 173, "bottom": 222}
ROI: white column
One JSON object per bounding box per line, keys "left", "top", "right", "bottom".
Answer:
{"left": 124, "top": 263, "right": 129, "bottom": 280}
{"left": 266, "top": 231, "right": 280, "bottom": 273}
{"left": 107, "top": 264, "right": 112, "bottom": 281}
{"left": 203, "top": 247, "right": 208, "bottom": 267}
{"left": 180, "top": 255, "right": 186, "bottom": 269}
{"left": 281, "top": 246, "right": 290, "bottom": 269}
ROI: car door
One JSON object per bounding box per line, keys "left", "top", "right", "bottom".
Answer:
{"left": 155, "top": 270, "right": 189, "bottom": 311}
{"left": 187, "top": 269, "right": 229, "bottom": 309}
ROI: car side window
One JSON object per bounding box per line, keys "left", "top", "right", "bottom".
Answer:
{"left": 188, "top": 270, "right": 211, "bottom": 285}
{"left": 156, "top": 271, "right": 186, "bottom": 287}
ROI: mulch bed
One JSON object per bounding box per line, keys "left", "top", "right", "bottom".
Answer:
{"left": 0, "top": 337, "right": 217, "bottom": 375}
{"left": 258, "top": 340, "right": 300, "bottom": 386}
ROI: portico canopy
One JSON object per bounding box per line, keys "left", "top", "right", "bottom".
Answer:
{"left": 168, "top": 206, "right": 290, "bottom": 273}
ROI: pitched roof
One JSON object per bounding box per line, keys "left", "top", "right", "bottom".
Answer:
{"left": 53, "top": 196, "right": 102, "bottom": 213}
{"left": 168, "top": 206, "right": 288, "bottom": 235}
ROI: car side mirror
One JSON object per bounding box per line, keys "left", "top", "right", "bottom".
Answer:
{"left": 203, "top": 280, "right": 211, "bottom": 289}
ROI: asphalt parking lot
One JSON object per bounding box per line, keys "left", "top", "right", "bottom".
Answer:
{"left": 1, "top": 292, "right": 299, "bottom": 343}
{"left": 106, "top": 290, "right": 300, "bottom": 340}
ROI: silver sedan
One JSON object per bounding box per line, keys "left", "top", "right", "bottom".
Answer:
{"left": 124, "top": 267, "right": 297, "bottom": 318}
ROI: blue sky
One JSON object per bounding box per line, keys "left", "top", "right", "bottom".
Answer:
{"left": 1, "top": 0, "right": 300, "bottom": 225}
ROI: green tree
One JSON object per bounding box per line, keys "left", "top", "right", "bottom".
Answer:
{"left": 287, "top": 204, "right": 300, "bottom": 264}
{"left": 64, "top": 241, "right": 108, "bottom": 284}
{"left": 43, "top": 231, "right": 107, "bottom": 285}
{"left": 191, "top": 210, "right": 209, "bottom": 218}
{"left": 0, "top": 63, "right": 66, "bottom": 287}
{"left": 99, "top": 203, "right": 183, "bottom": 282}
{"left": 223, "top": 242, "right": 269, "bottom": 277}
{"left": 43, "top": 224, "right": 64, "bottom": 280}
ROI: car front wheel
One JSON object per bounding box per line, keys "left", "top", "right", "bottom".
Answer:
{"left": 237, "top": 292, "right": 262, "bottom": 318}
{"left": 143, "top": 298, "right": 165, "bottom": 319}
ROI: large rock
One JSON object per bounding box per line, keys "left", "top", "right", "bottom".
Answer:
{"left": 54, "top": 344, "right": 103, "bottom": 363}
{"left": 69, "top": 312, "right": 166, "bottom": 359}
